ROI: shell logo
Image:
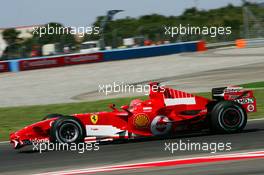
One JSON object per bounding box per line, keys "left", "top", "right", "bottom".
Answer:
{"left": 133, "top": 114, "right": 149, "bottom": 128}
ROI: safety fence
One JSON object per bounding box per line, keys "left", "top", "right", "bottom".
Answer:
{"left": 0, "top": 40, "right": 206, "bottom": 73}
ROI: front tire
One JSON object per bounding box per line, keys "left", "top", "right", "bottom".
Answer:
{"left": 210, "top": 101, "right": 247, "bottom": 133}
{"left": 50, "top": 116, "right": 85, "bottom": 143}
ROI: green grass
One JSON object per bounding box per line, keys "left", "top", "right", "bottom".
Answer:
{"left": 239, "top": 81, "right": 264, "bottom": 89}
{"left": 0, "top": 82, "right": 263, "bottom": 141}
{"left": 247, "top": 89, "right": 264, "bottom": 119}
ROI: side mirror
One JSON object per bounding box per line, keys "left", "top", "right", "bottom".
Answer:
{"left": 121, "top": 105, "right": 131, "bottom": 114}
{"left": 109, "top": 104, "right": 116, "bottom": 110}
{"left": 121, "top": 105, "right": 129, "bottom": 111}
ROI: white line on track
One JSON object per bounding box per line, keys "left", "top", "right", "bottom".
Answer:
{"left": 34, "top": 149, "right": 264, "bottom": 175}
{"left": 0, "top": 141, "right": 9, "bottom": 144}
{"left": 248, "top": 118, "right": 264, "bottom": 121}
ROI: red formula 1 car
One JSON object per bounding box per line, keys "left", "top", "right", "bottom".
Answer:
{"left": 10, "top": 82, "right": 257, "bottom": 149}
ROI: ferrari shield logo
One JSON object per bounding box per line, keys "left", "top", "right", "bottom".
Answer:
{"left": 90, "top": 114, "right": 99, "bottom": 124}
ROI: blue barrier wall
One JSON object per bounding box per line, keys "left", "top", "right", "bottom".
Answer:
{"left": 9, "top": 60, "right": 19, "bottom": 72}
{"left": 1, "top": 41, "right": 200, "bottom": 73}
{"left": 102, "top": 41, "right": 197, "bottom": 61}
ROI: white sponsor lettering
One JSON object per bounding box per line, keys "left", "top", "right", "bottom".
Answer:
{"left": 66, "top": 55, "right": 99, "bottom": 63}
{"left": 27, "top": 59, "right": 57, "bottom": 67}
{"left": 164, "top": 97, "right": 196, "bottom": 106}
{"left": 86, "top": 125, "right": 124, "bottom": 137}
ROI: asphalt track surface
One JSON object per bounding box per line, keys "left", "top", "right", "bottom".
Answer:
{"left": 0, "top": 47, "right": 264, "bottom": 107}
{"left": 0, "top": 119, "right": 264, "bottom": 175}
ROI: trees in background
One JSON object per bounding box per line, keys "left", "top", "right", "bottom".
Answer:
{"left": 32, "top": 22, "right": 78, "bottom": 53}
{"left": 1, "top": 28, "right": 22, "bottom": 59}
{"left": 1, "top": 23, "right": 79, "bottom": 60}
{"left": 87, "top": 3, "right": 264, "bottom": 45}
{"left": 1, "top": 2, "right": 264, "bottom": 60}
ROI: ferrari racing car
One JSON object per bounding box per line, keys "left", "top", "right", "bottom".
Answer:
{"left": 10, "top": 82, "right": 257, "bottom": 149}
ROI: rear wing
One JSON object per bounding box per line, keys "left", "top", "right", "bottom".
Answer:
{"left": 212, "top": 86, "right": 256, "bottom": 113}
{"left": 148, "top": 82, "right": 209, "bottom": 107}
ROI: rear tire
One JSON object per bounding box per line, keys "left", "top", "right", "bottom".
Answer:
{"left": 210, "top": 101, "right": 247, "bottom": 133}
{"left": 50, "top": 116, "right": 85, "bottom": 143}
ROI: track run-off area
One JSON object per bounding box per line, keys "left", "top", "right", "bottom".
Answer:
{"left": 0, "top": 46, "right": 263, "bottom": 107}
